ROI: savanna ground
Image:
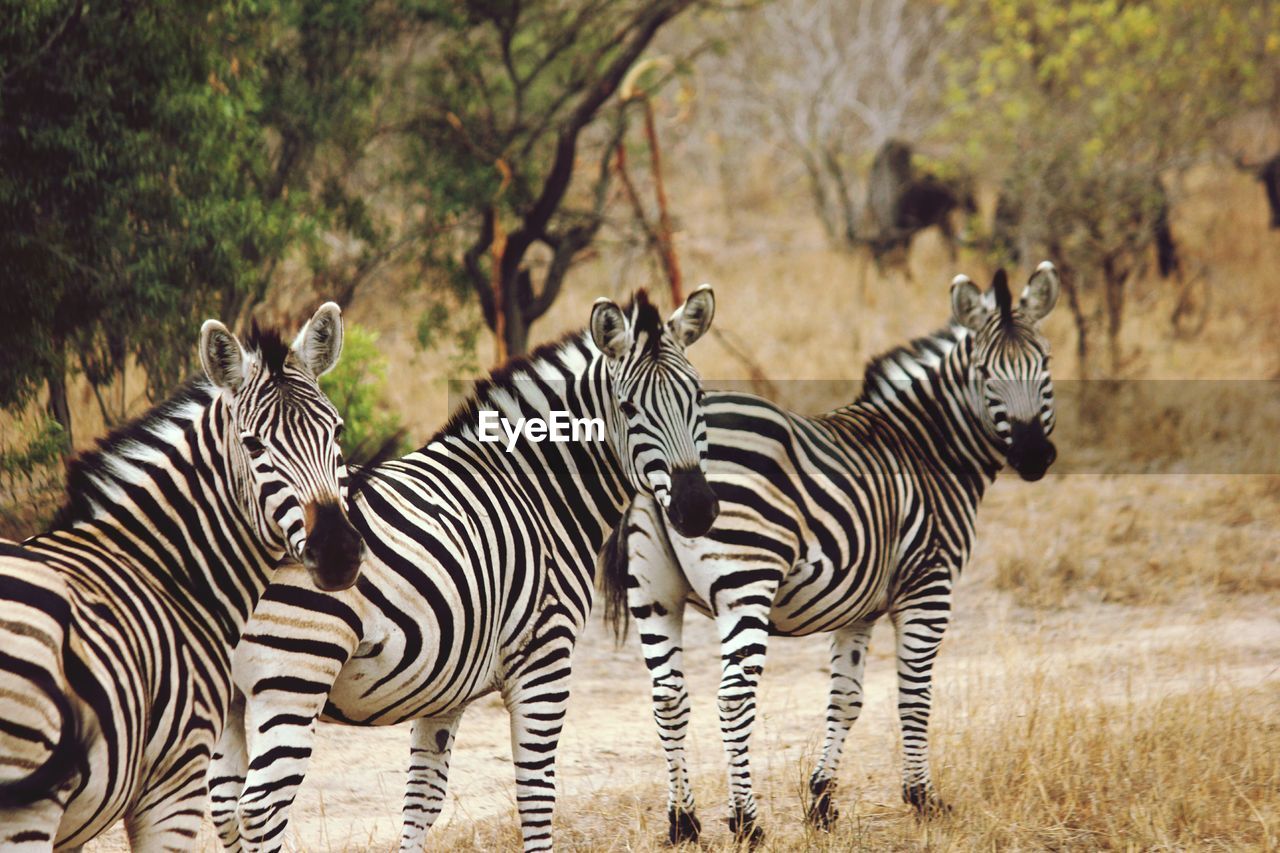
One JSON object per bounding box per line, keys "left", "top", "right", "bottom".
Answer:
{"left": 84, "top": 161, "right": 1280, "bottom": 850}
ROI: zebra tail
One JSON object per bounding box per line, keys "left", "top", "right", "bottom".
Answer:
{"left": 598, "top": 506, "right": 631, "bottom": 647}
{"left": 0, "top": 683, "right": 85, "bottom": 809}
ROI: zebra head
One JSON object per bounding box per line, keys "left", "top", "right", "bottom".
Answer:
{"left": 952, "top": 262, "right": 1060, "bottom": 482}
{"left": 591, "top": 287, "right": 719, "bottom": 538}
{"left": 198, "top": 303, "right": 366, "bottom": 591}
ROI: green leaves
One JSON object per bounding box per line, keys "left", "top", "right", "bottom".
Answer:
{"left": 319, "top": 324, "right": 412, "bottom": 459}
{"left": 0, "top": 0, "right": 396, "bottom": 418}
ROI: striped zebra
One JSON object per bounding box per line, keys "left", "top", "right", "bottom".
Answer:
{"left": 601, "top": 264, "right": 1060, "bottom": 844}
{"left": 208, "top": 288, "right": 719, "bottom": 852}
{"left": 0, "top": 304, "right": 364, "bottom": 849}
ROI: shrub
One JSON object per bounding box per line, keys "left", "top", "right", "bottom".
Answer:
{"left": 320, "top": 324, "right": 412, "bottom": 462}
{"left": 0, "top": 417, "right": 68, "bottom": 537}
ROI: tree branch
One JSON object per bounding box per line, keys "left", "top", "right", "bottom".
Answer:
{"left": 504, "top": 0, "right": 694, "bottom": 271}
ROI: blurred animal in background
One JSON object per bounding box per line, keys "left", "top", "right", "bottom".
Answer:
{"left": 860, "top": 139, "right": 978, "bottom": 272}
{"left": 1262, "top": 154, "right": 1280, "bottom": 228}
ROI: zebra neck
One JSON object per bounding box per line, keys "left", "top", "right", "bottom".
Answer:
{"left": 32, "top": 391, "right": 282, "bottom": 645}
{"left": 439, "top": 334, "right": 631, "bottom": 562}
{"left": 861, "top": 328, "right": 1004, "bottom": 500}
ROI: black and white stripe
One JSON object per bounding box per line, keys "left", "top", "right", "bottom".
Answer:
{"left": 0, "top": 304, "right": 362, "bottom": 849}
{"left": 601, "top": 264, "right": 1060, "bottom": 843}
{"left": 208, "top": 288, "right": 718, "bottom": 852}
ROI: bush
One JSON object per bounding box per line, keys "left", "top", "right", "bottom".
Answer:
{"left": 320, "top": 325, "right": 412, "bottom": 462}
{"left": 0, "top": 417, "right": 68, "bottom": 537}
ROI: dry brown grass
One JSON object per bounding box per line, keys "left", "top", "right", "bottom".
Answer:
{"left": 424, "top": 636, "right": 1280, "bottom": 853}
{"left": 989, "top": 475, "right": 1280, "bottom": 609}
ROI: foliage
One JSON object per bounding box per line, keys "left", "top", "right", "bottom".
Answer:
{"left": 320, "top": 324, "right": 412, "bottom": 460}
{"left": 0, "top": 415, "right": 67, "bottom": 537}
{"left": 0, "top": 0, "right": 402, "bottom": 435}
{"left": 945, "top": 0, "right": 1280, "bottom": 370}
{"left": 0, "top": 416, "right": 66, "bottom": 485}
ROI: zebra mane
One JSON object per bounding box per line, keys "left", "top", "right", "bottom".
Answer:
{"left": 51, "top": 325, "right": 298, "bottom": 529}
{"left": 52, "top": 380, "right": 214, "bottom": 528}
{"left": 244, "top": 323, "right": 291, "bottom": 375}
{"left": 433, "top": 290, "right": 663, "bottom": 444}
{"left": 859, "top": 324, "right": 969, "bottom": 404}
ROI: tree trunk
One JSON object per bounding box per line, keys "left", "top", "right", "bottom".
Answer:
{"left": 504, "top": 301, "right": 530, "bottom": 357}
{"left": 46, "top": 370, "right": 73, "bottom": 450}
{"left": 1052, "top": 257, "right": 1091, "bottom": 378}
{"left": 1103, "top": 257, "right": 1126, "bottom": 374}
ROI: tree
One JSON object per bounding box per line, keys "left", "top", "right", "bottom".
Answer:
{"left": 947, "top": 0, "right": 1280, "bottom": 372}
{"left": 0, "top": 0, "right": 402, "bottom": 439}
{"left": 399, "top": 0, "right": 703, "bottom": 358}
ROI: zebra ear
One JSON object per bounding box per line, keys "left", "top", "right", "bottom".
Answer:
{"left": 668, "top": 284, "right": 715, "bottom": 348}
{"left": 590, "top": 298, "right": 632, "bottom": 360}
{"left": 950, "top": 274, "right": 991, "bottom": 331}
{"left": 1020, "top": 261, "right": 1059, "bottom": 323}
{"left": 292, "top": 302, "right": 344, "bottom": 377}
{"left": 200, "top": 320, "right": 248, "bottom": 390}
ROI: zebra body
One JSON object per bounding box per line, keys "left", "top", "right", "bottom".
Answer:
{"left": 209, "top": 289, "right": 718, "bottom": 852}
{"left": 602, "top": 266, "right": 1059, "bottom": 843}
{"left": 0, "top": 305, "right": 362, "bottom": 849}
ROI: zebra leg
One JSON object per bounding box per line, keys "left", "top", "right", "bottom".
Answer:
{"left": 400, "top": 710, "right": 463, "bottom": 853}
{"left": 209, "top": 690, "right": 249, "bottom": 852}
{"left": 0, "top": 800, "right": 64, "bottom": 850}
{"left": 125, "top": 789, "right": 210, "bottom": 852}
{"left": 624, "top": 495, "right": 701, "bottom": 844}
{"left": 503, "top": 602, "right": 578, "bottom": 852}
{"left": 631, "top": 581, "right": 699, "bottom": 843}
{"left": 713, "top": 573, "right": 781, "bottom": 847}
{"left": 236, "top": 689, "right": 328, "bottom": 851}
{"left": 806, "top": 622, "right": 873, "bottom": 829}
{"left": 892, "top": 598, "right": 952, "bottom": 815}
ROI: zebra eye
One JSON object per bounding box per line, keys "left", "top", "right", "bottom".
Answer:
{"left": 619, "top": 400, "right": 640, "bottom": 420}
{"left": 241, "top": 435, "right": 268, "bottom": 458}
{"left": 335, "top": 424, "right": 345, "bottom": 441}
{"left": 696, "top": 390, "right": 707, "bottom": 405}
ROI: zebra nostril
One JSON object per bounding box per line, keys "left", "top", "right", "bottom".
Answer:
{"left": 302, "top": 544, "right": 317, "bottom": 567}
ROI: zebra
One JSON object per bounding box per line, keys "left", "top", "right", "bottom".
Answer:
{"left": 0, "top": 304, "right": 365, "bottom": 849}
{"left": 601, "top": 264, "right": 1060, "bottom": 844}
{"left": 207, "top": 287, "right": 719, "bottom": 852}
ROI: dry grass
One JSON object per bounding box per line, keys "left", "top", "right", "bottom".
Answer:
{"left": 424, "top": 632, "right": 1280, "bottom": 852}
{"left": 989, "top": 475, "right": 1280, "bottom": 609}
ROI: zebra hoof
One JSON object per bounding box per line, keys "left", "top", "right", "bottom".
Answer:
{"left": 727, "top": 810, "right": 765, "bottom": 848}
{"left": 903, "top": 783, "right": 951, "bottom": 817}
{"left": 806, "top": 777, "right": 839, "bottom": 830}
{"left": 667, "top": 807, "right": 701, "bottom": 845}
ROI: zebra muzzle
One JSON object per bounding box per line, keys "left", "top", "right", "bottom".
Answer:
{"left": 665, "top": 467, "right": 720, "bottom": 538}
{"left": 300, "top": 500, "right": 366, "bottom": 591}
{"left": 1006, "top": 420, "right": 1057, "bottom": 482}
